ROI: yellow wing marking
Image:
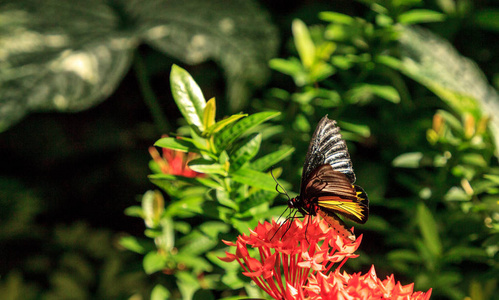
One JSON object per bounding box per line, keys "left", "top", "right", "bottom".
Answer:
{"left": 317, "top": 196, "right": 366, "bottom": 221}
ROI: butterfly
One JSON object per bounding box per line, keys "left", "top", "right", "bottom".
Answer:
{"left": 287, "top": 115, "right": 369, "bottom": 241}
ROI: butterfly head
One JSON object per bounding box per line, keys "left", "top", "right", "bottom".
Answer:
{"left": 288, "top": 196, "right": 301, "bottom": 209}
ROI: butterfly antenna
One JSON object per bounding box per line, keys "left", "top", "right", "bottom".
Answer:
{"left": 270, "top": 167, "right": 291, "bottom": 201}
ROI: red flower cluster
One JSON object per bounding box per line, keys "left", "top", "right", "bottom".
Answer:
{"left": 220, "top": 216, "right": 432, "bottom": 300}
{"left": 149, "top": 145, "right": 202, "bottom": 178}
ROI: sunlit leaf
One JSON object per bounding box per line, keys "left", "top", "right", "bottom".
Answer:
{"left": 214, "top": 111, "right": 280, "bottom": 152}
{"left": 170, "top": 64, "right": 206, "bottom": 131}
{"left": 119, "top": 236, "right": 147, "bottom": 254}
{"left": 398, "top": 9, "right": 446, "bottom": 25}
{"left": 292, "top": 19, "right": 315, "bottom": 69}
{"left": 154, "top": 136, "right": 204, "bottom": 154}
{"left": 319, "top": 11, "right": 356, "bottom": 25}
{"left": 151, "top": 284, "right": 171, "bottom": 300}
{"left": 143, "top": 251, "right": 168, "bottom": 274}
{"left": 188, "top": 158, "right": 226, "bottom": 175}
{"left": 203, "top": 98, "right": 216, "bottom": 131}
{"left": 204, "top": 113, "right": 247, "bottom": 137}
{"left": 392, "top": 152, "right": 423, "bottom": 168}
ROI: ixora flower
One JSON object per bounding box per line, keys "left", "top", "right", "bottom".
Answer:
{"left": 149, "top": 143, "right": 202, "bottom": 178}
{"left": 219, "top": 216, "right": 432, "bottom": 300}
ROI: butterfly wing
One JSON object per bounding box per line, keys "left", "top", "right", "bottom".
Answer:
{"left": 303, "top": 164, "right": 369, "bottom": 224}
{"left": 301, "top": 116, "right": 356, "bottom": 189}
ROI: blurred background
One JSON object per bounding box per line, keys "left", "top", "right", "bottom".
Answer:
{"left": 1, "top": 0, "right": 498, "bottom": 299}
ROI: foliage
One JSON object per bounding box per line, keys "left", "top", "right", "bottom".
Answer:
{"left": 121, "top": 65, "right": 294, "bottom": 298}
{"left": 0, "top": 0, "right": 278, "bottom": 131}
{"left": 1, "top": 0, "right": 499, "bottom": 300}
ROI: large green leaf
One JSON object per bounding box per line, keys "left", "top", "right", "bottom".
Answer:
{"left": 0, "top": 0, "right": 135, "bottom": 131}
{"left": 393, "top": 26, "right": 499, "bottom": 154}
{"left": 0, "top": 0, "right": 278, "bottom": 131}
{"left": 170, "top": 65, "right": 206, "bottom": 132}
{"left": 127, "top": 0, "right": 279, "bottom": 111}
{"left": 214, "top": 111, "right": 280, "bottom": 152}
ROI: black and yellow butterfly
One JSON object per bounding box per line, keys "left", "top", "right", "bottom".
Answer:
{"left": 287, "top": 115, "right": 369, "bottom": 241}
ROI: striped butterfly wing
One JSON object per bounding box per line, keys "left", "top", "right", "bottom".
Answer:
{"left": 301, "top": 116, "right": 356, "bottom": 188}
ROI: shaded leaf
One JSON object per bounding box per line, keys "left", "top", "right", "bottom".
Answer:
{"left": 132, "top": 0, "right": 279, "bottom": 111}
{"left": 0, "top": 0, "right": 134, "bottom": 131}
{"left": 250, "top": 146, "right": 295, "bottom": 171}
{"left": 474, "top": 10, "right": 499, "bottom": 32}
{"left": 396, "top": 26, "right": 499, "bottom": 155}
{"left": 417, "top": 202, "right": 442, "bottom": 257}
{"left": 229, "top": 133, "right": 262, "bottom": 171}
{"left": 231, "top": 167, "right": 276, "bottom": 192}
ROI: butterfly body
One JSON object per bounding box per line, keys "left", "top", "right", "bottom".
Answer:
{"left": 288, "top": 116, "right": 369, "bottom": 241}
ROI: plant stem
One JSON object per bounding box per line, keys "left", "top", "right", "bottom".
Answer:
{"left": 134, "top": 51, "right": 170, "bottom": 133}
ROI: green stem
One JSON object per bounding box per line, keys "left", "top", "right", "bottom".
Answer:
{"left": 133, "top": 52, "right": 170, "bottom": 133}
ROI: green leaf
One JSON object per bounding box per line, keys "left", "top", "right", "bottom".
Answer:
{"left": 142, "top": 190, "right": 164, "bottom": 228}
{"left": 240, "top": 189, "right": 276, "bottom": 212}
{"left": 396, "top": 26, "right": 499, "bottom": 155}
{"left": 213, "top": 189, "right": 239, "bottom": 210}
{"left": 199, "top": 221, "right": 230, "bottom": 239}
{"left": 319, "top": 11, "right": 356, "bottom": 25}
{"left": 139, "top": 0, "right": 279, "bottom": 111}
{"left": 292, "top": 19, "right": 315, "bottom": 68}
{"left": 173, "top": 254, "right": 213, "bottom": 273}
{"left": 188, "top": 158, "right": 226, "bottom": 175}
{"left": 0, "top": 1, "right": 134, "bottom": 131}
{"left": 149, "top": 173, "right": 221, "bottom": 189}
{"left": 170, "top": 65, "right": 206, "bottom": 131}
{"left": 203, "top": 98, "right": 216, "bottom": 131}
{"left": 204, "top": 114, "right": 247, "bottom": 136}
{"left": 269, "top": 57, "right": 304, "bottom": 77}
{"left": 229, "top": 133, "right": 262, "bottom": 171}
{"left": 154, "top": 137, "right": 200, "bottom": 153}
{"left": 124, "top": 206, "right": 143, "bottom": 218}
{"left": 151, "top": 284, "right": 171, "bottom": 300}
{"left": 417, "top": 202, "right": 442, "bottom": 257}
{"left": 392, "top": 152, "right": 423, "bottom": 168}
{"left": 398, "top": 9, "right": 446, "bottom": 25}
{"left": 387, "top": 249, "right": 422, "bottom": 263}
{"left": 176, "top": 271, "right": 200, "bottom": 300}
{"left": 474, "top": 10, "right": 499, "bottom": 32}
{"left": 231, "top": 168, "right": 277, "bottom": 192}
{"left": 143, "top": 251, "right": 168, "bottom": 274}
{"left": 214, "top": 111, "right": 280, "bottom": 152}
{"left": 119, "top": 236, "right": 147, "bottom": 254}
{"left": 250, "top": 146, "right": 295, "bottom": 171}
